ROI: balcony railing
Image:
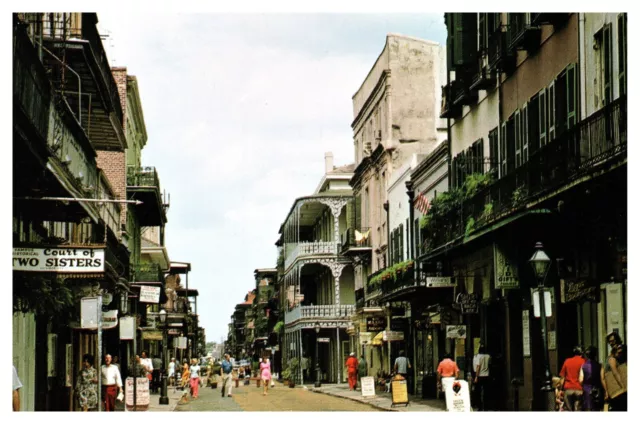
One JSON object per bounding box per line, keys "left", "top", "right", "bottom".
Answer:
{"left": 488, "top": 28, "right": 516, "bottom": 73}
{"left": 131, "top": 262, "right": 164, "bottom": 282}
{"left": 506, "top": 14, "right": 541, "bottom": 52}
{"left": 340, "top": 227, "right": 372, "bottom": 254}
{"left": 14, "top": 24, "right": 52, "bottom": 142}
{"left": 284, "top": 240, "right": 338, "bottom": 269}
{"left": 284, "top": 304, "right": 356, "bottom": 325}
{"left": 423, "top": 96, "right": 627, "bottom": 253}
{"left": 127, "top": 166, "right": 161, "bottom": 188}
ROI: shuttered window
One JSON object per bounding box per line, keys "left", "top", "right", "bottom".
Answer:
{"left": 528, "top": 94, "right": 540, "bottom": 155}
{"left": 539, "top": 88, "right": 547, "bottom": 147}
{"left": 566, "top": 63, "right": 577, "bottom": 129}
{"left": 603, "top": 23, "right": 612, "bottom": 105}
{"left": 618, "top": 14, "right": 627, "bottom": 96}
{"left": 506, "top": 115, "right": 516, "bottom": 173}
{"left": 515, "top": 109, "right": 522, "bottom": 168}
{"left": 489, "top": 127, "right": 499, "bottom": 175}
{"left": 500, "top": 122, "right": 508, "bottom": 178}
{"left": 548, "top": 81, "right": 556, "bottom": 142}
{"left": 399, "top": 223, "right": 404, "bottom": 262}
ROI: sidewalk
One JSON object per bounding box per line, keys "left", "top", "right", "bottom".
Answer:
{"left": 307, "top": 384, "right": 446, "bottom": 412}
{"left": 116, "top": 386, "right": 183, "bottom": 412}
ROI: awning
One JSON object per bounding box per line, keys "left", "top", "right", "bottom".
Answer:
{"left": 371, "top": 332, "right": 384, "bottom": 346}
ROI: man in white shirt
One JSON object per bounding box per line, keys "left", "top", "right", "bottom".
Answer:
{"left": 168, "top": 358, "right": 176, "bottom": 386}
{"left": 140, "top": 350, "right": 153, "bottom": 382}
{"left": 101, "top": 354, "right": 123, "bottom": 411}
{"left": 472, "top": 345, "right": 491, "bottom": 411}
{"left": 13, "top": 365, "right": 22, "bottom": 411}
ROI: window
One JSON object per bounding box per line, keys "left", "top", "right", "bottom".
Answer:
{"left": 500, "top": 122, "right": 508, "bottom": 178}
{"left": 603, "top": 24, "right": 613, "bottom": 105}
{"left": 479, "top": 13, "right": 487, "bottom": 52}
{"left": 548, "top": 81, "right": 556, "bottom": 142}
{"left": 515, "top": 109, "right": 522, "bottom": 168}
{"left": 539, "top": 88, "right": 547, "bottom": 147}
{"left": 618, "top": 14, "right": 627, "bottom": 96}
{"left": 506, "top": 115, "right": 515, "bottom": 173}
{"left": 399, "top": 223, "right": 404, "bottom": 262}
{"left": 528, "top": 94, "right": 540, "bottom": 155}
{"left": 522, "top": 103, "right": 529, "bottom": 163}
{"left": 489, "top": 127, "right": 499, "bottom": 174}
{"left": 363, "top": 188, "right": 369, "bottom": 227}
{"left": 566, "top": 64, "right": 577, "bottom": 129}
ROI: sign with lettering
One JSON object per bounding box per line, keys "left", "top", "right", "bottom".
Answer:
{"left": 391, "top": 318, "right": 405, "bottom": 331}
{"left": 391, "top": 376, "right": 409, "bottom": 406}
{"left": 494, "top": 243, "right": 519, "bottom": 289}
{"left": 125, "top": 377, "right": 150, "bottom": 411}
{"left": 366, "top": 317, "right": 386, "bottom": 332}
{"left": 361, "top": 376, "right": 375, "bottom": 397}
{"left": 446, "top": 325, "right": 467, "bottom": 339}
{"left": 13, "top": 247, "right": 104, "bottom": 272}
{"left": 119, "top": 316, "right": 135, "bottom": 340}
{"left": 424, "top": 276, "right": 454, "bottom": 287}
{"left": 560, "top": 279, "right": 600, "bottom": 303}
{"left": 139, "top": 285, "right": 161, "bottom": 303}
{"left": 445, "top": 380, "right": 471, "bottom": 412}
{"left": 175, "top": 336, "right": 187, "bottom": 349}
{"left": 318, "top": 337, "right": 330, "bottom": 343}
{"left": 383, "top": 331, "right": 404, "bottom": 342}
{"left": 532, "top": 289, "right": 552, "bottom": 318}
{"left": 522, "top": 310, "right": 531, "bottom": 357}
{"left": 456, "top": 292, "right": 479, "bottom": 314}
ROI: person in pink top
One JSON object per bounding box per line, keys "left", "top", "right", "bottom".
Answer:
{"left": 260, "top": 354, "right": 272, "bottom": 396}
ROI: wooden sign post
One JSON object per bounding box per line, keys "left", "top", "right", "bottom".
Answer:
{"left": 390, "top": 375, "right": 410, "bottom": 407}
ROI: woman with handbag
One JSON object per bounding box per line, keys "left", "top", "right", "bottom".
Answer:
{"left": 601, "top": 339, "right": 627, "bottom": 411}
{"left": 76, "top": 354, "right": 98, "bottom": 411}
{"left": 579, "top": 346, "right": 603, "bottom": 411}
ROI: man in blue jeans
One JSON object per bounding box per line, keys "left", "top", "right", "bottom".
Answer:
{"left": 220, "top": 353, "right": 234, "bottom": 397}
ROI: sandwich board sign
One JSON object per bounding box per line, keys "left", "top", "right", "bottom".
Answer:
{"left": 360, "top": 376, "right": 375, "bottom": 397}
{"left": 445, "top": 379, "right": 471, "bottom": 412}
{"left": 125, "top": 377, "right": 149, "bottom": 411}
{"left": 391, "top": 376, "right": 409, "bottom": 407}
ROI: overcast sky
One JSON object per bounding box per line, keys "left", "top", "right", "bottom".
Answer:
{"left": 96, "top": 12, "right": 447, "bottom": 344}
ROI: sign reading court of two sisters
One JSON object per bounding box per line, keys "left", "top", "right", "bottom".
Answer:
{"left": 13, "top": 247, "right": 105, "bottom": 272}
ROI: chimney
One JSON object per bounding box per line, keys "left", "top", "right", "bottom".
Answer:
{"left": 324, "top": 152, "right": 334, "bottom": 173}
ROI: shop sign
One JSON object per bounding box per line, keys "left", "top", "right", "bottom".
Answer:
{"left": 390, "top": 318, "right": 405, "bottom": 331}
{"left": 391, "top": 377, "right": 409, "bottom": 406}
{"left": 494, "top": 243, "right": 519, "bottom": 289}
{"left": 548, "top": 330, "right": 557, "bottom": 350}
{"left": 382, "top": 331, "right": 404, "bottom": 342}
{"left": 125, "top": 377, "right": 150, "bottom": 410}
{"left": 13, "top": 247, "right": 104, "bottom": 273}
{"left": 446, "top": 325, "right": 467, "bottom": 339}
{"left": 175, "top": 336, "right": 188, "bottom": 349}
{"left": 168, "top": 328, "right": 181, "bottom": 336}
{"left": 560, "top": 279, "right": 600, "bottom": 303}
{"left": 456, "top": 292, "right": 479, "bottom": 314}
{"left": 522, "top": 311, "right": 531, "bottom": 357}
{"left": 120, "top": 316, "right": 135, "bottom": 340}
{"left": 142, "top": 330, "right": 163, "bottom": 341}
{"left": 532, "top": 289, "right": 552, "bottom": 318}
{"left": 424, "top": 276, "right": 454, "bottom": 287}
{"left": 318, "top": 337, "right": 330, "bottom": 343}
{"left": 101, "top": 310, "right": 118, "bottom": 329}
{"left": 359, "top": 332, "right": 373, "bottom": 344}
{"left": 445, "top": 380, "right": 471, "bottom": 412}
{"left": 366, "top": 317, "right": 385, "bottom": 332}
{"left": 361, "top": 376, "right": 375, "bottom": 397}
{"left": 139, "top": 285, "right": 161, "bottom": 303}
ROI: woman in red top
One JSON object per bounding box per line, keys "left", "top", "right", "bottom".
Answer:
{"left": 345, "top": 353, "right": 359, "bottom": 391}
{"left": 437, "top": 353, "right": 460, "bottom": 393}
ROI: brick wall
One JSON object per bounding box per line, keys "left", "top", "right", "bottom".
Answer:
{"left": 111, "top": 67, "right": 128, "bottom": 133}
{"left": 96, "top": 151, "right": 126, "bottom": 227}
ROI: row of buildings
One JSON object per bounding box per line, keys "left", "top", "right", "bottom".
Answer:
{"left": 226, "top": 12, "right": 626, "bottom": 411}
{"left": 12, "top": 13, "right": 205, "bottom": 411}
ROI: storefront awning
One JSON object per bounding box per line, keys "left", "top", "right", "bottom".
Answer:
{"left": 371, "top": 332, "right": 384, "bottom": 346}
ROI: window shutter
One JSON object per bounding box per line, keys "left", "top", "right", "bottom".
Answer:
{"left": 528, "top": 94, "right": 540, "bottom": 154}
{"left": 399, "top": 223, "right": 405, "bottom": 262}
{"left": 618, "top": 14, "right": 627, "bottom": 96}
{"left": 489, "top": 127, "right": 499, "bottom": 175}
{"left": 603, "top": 23, "right": 612, "bottom": 105}
{"left": 515, "top": 109, "right": 522, "bottom": 168}
{"left": 507, "top": 115, "right": 516, "bottom": 173}
{"left": 548, "top": 81, "right": 556, "bottom": 142}
{"left": 453, "top": 13, "right": 478, "bottom": 66}
{"left": 500, "top": 122, "right": 508, "bottom": 178}
{"left": 355, "top": 194, "right": 361, "bottom": 230}
{"left": 539, "top": 88, "right": 547, "bottom": 147}
{"left": 414, "top": 218, "right": 421, "bottom": 257}
{"left": 522, "top": 103, "right": 529, "bottom": 163}
{"left": 566, "top": 63, "right": 577, "bottom": 129}
{"left": 479, "top": 13, "right": 487, "bottom": 51}
{"left": 478, "top": 138, "right": 485, "bottom": 174}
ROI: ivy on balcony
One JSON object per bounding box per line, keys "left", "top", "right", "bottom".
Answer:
{"left": 368, "top": 260, "right": 415, "bottom": 293}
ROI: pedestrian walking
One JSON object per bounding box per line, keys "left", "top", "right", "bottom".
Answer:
{"left": 473, "top": 345, "right": 491, "bottom": 411}
{"left": 13, "top": 365, "right": 22, "bottom": 412}
{"left": 168, "top": 358, "right": 176, "bottom": 387}
{"left": 152, "top": 355, "right": 162, "bottom": 393}
{"left": 601, "top": 335, "right": 627, "bottom": 411}
{"left": 437, "top": 353, "right": 460, "bottom": 394}
{"left": 189, "top": 358, "right": 201, "bottom": 399}
{"left": 552, "top": 376, "right": 565, "bottom": 411}
{"left": 140, "top": 351, "right": 153, "bottom": 385}
{"left": 345, "top": 352, "right": 359, "bottom": 391}
{"left": 358, "top": 353, "right": 368, "bottom": 385}
{"left": 180, "top": 361, "right": 190, "bottom": 389}
{"left": 130, "top": 355, "right": 147, "bottom": 377}
{"left": 260, "top": 354, "right": 272, "bottom": 396}
{"left": 579, "top": 346, "right": 603, "bottom": 411}
{"left": 76, "top": 354, "right": 98, "bottom": 411}
{"left": 101, "top": 354, "right": 123, "bottom": 412}
{"left": 393, "top": 350, "right": 411, "bottom": 380}
{"left": 559, "top": 346, "right": 586, "bottom": 411}
{"left": 220, "top": 353, "right": 234, "bottom": 397}
{"left": 301, "top": 354, "right": 309, "bottom": 383}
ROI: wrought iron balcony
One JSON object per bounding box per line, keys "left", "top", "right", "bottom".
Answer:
{"left": 488, "top": 28, "right": 516, "bottom": 73}
{"left": 451, "top": 79, "right": 479, "bottom": 108}
{"left": 506, "top": 14, "right": 541, "bottom": 52}
{"left": 530, "top": 13, "right": 571, "bottom": 28}
{"left": 284, "top": 304, "right": 356, "bottom": 325}
{"left": 126, "top": 166, "right": 168, "bottom": 226}
{"left": 340, "top": 227, "right": 372, "bottom": 255}
{"left": 284, "top": 240, "right": 338, "bottom": 270}
{"left": 440, "top": 83, "right": 462, "bottom": 119}
{"left": 131, "top": 262, "right": 164, "bottom": 283}
{"left": 422, "top": 96, "right": 627, "bottom": 253}
{"left": 470, "top": 63, "right": 497, "bottom": 91}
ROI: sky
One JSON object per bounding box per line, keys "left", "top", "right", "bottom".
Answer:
{"left": 88, "top": 13, "right": 447, "bottom": 344}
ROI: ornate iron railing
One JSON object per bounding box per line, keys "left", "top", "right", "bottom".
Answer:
{"left": 284, "top": 240, "right": 338, "bottom": 269}
{"left": 284, "top": 304, "right": 356, "bottom": 325}
{"left": 127, "top": 166, "right": 161, "bottom": 188}
{"left": 131, "top": 262, "right": 164, "bottom": 282}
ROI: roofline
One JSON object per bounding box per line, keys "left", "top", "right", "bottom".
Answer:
{"left": 278, "top": 193, "right": 354, "bottom": 234}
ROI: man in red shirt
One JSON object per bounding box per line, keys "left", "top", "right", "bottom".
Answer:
{"left": 559, "top": 346, "right": 586, "bottom": 411}
{"left": 437, "top": 353, "right": 460, "bottom": 393}
{"left": 345, "top": 353, "right": 359, "bottom": 391}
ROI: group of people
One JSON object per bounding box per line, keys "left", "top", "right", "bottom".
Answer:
{"left": 555, "top": 332, "right": 627, "bottom": 412}
{"left": 344, "top": 350, "right": 411, "bottom": 392}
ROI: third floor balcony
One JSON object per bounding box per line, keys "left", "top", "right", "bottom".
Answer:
{"left": 284, "top": 304, "right": 356, "bottom": 326}
{"left": 127, "top": 166, "right": 169, "bottom": 226}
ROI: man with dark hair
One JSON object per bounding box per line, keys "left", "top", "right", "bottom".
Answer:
{"left": 559, "top": 346, "right": 586, "bottom": 411}
{"left": 393, "top": 350, "right": 411, "bottom": 380}
{"left": 473, "top": 345, "right": 491, "bottom": 411}
{"left": 220, "top": 353, "right": 234, "bottom": 397}
{"left": 101, "top": 354, "right": 123, "bottom": 412}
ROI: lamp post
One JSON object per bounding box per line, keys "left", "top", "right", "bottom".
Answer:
{"left": 159, "top": 309, "right": 169, "bottom": 405}
{"left": 314, "top": 323, "right": 321, "bottom": 387}
{"left": 528, "top": 242, "right": 554, "bottom": 411}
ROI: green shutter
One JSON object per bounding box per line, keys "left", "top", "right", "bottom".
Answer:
{"left": 515, "top": 109, "right": 522, "bottom": 168}
{"left": 603, "top": 23, "right": 612, "bottom": 105}
{"left": 453, "top": 13, "right": 478, "bottom": 66}
{"left": 539, "top": 88, "right": 547, "bottom": 147}
{"left": 399, "top": 223, "right": 404, "bottom": 262}
{"left": 566, "top": 63, "right": 577, "bottom": 129}
{"left": 522, "top": 103, "right": 529, "bottom": 163}
{"left": 618, "top": 14, "right": 626, "bottom": 97}
{"left": 548, "top": 81, "right": 556, "bottom": 142}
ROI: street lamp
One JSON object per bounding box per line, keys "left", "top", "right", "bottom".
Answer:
{"left": 314, "top": 323, "right": 321, "bottom": 388}
{"left": 528, "top": 242, "right": 554, "bottom": 411}
{"left": 159, "top": 309, "right": 169, "bottom": 405}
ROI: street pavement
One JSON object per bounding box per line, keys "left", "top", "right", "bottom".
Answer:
{"left": 174, "top": 380, "right": 382, "bottom": 411}
{"left": 308, "top": 383, "right": 447, "bottom": 412}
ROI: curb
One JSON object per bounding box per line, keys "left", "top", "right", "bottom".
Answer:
{"left": 307, "top": 387, "right": 396, "bottom": 412}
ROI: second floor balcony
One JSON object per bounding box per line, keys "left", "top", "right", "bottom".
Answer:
{"left": 284, "top": 304, "right": 356, "bottom": 326}
{"left": 340, "top": 227, "right": 372, "bottom": 256}
{"left": 127, "top": 166, "right": 168, "bottom": 226}
{"left": 131, "top": 262, "right": 164, "bottom": 283}
{"left": 284, "top": 241, "right": 338, "bottom": 269}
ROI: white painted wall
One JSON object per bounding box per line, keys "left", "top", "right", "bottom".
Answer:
{"left": 450, "top": 90, "right": 499, "bottom": 159}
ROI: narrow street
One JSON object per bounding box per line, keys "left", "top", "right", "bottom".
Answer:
{"left": 174, "top": 382, "right": 381, "bottom": 412}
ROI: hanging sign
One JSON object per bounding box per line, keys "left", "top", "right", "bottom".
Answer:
{"left": 532, "top": 289, "right": 552, "bottom": 318}
{"left": 125, "top": 377, "right": 149, "bottom": 411}
{"left": 382, "top": 331, "right": 404, "bottom": 342}
{"left": 366, "top": 317, "right": 386, "bottom": 332}
{"left": 391, "top": 376, "right": 409, "bottom": 407}
{"left": 494, "top": 243, "right": 519, "bottom": 289}
{"left": 560, "top": 279, "right": 600, "bottom": 303}
{"left": 424, "top": 276, "right": 454, "bottom": 287}
{"left": 139, "top": 285, "right": 161, "bottom": 303}
{"left": 13, "top": 247, "right": 104, "bottom": 272}
{"left": 446, "top": 325, "right": 467, "bottom": 339}
{"left": 119, "top": 316, "right": 135, "bottom": 340}
{"left": 456, "top": 293, "right": 479, "bottom": 314}
{"left": 361, "top": 376, "right": 376, "bottom": 397}
{"left": 445, "top": 380, "right": 471, "bottom": 412}
{"left": 522, "top": 310, "right": 531, "bottom": 357}
{"left": 175, "top": 336, "right": 188, "bottom": 349}
{"left": 318, "top": 337, "right": 330, "bottom": 343}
